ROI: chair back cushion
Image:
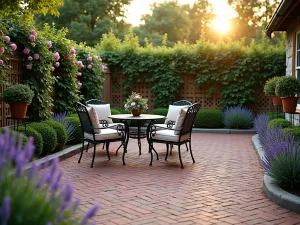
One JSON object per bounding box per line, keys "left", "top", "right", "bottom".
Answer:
{"left": 86, "top": 106, "right": 101, "bottom": 134}
{"left": 165, "top": 105, "right": 188, "bottom": 124}
{"left": 88, "top": 104, "right": 113, "bottom": 124}
{"left": 76, "top": 102, "right": 101, "bottom": 134}
{"left": 174, "top": 108, "right": 188, "bottom": 134}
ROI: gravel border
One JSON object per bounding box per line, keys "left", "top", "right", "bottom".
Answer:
{"left": 252, "top": 134, "right": 300, "bottom": 214}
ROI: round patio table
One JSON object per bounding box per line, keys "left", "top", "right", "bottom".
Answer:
{"left": 108, "top": 114, "right": 165, "bottom": 165}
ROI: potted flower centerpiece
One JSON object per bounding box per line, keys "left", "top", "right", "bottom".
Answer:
{"left": 2, "top": 83, "right": 34, "bottom": 117}
{"left": 275, "top": 76, "right": 300, "bottom": 113}
{"left": 124, "top": 92, "right": 148, "bottom": 116}
{"left": 263, "top": 76, "right": 282, "bottom": 105}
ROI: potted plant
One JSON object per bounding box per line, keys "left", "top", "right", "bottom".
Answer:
{"left": 275, "top": 76, "right": 300, "bottom": 113}
{"left": 263, "top": 76, "right": 282, "bottom": 105}
{"left": 2, "top": 83, "right": 34, "bottom": 118}
{"left": 124, "top": 92, "right": 148, "bottom": 116}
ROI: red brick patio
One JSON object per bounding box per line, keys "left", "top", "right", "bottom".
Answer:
{"left": 58, "top": 133, "right": 300, "bottom": 224}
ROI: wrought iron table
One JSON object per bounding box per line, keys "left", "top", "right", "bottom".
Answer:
{"left": 108, "top": 114, "right": 165, "bottom": 164}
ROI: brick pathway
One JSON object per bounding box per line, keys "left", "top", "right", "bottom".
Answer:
{"left": 58, "top": 133, "right": 300, "bottom": 224}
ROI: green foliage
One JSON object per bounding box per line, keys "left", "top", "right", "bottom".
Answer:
{"left": 275, "top": 76, "right": 300, "bottom": 97}
{"left": 76, "top": 44, "right": 104, "bottom": 101}
{"left": 18, "top": 126, "right": 43, "bottom": 156}
{"left": 151, "top": 108, "right": 168, "bottom": 124}
{"left": 28, "top": 122, "right": 57, "bottom": 154}
{"left": 65, "top": 117, "right": 82, "bottom": 143}
{"left": 268, "top": 118, "right": 291, "bottom": 129}
{"left": 67, "top": 113, "right": 78, "bottom": 118}
{"left": 40, "top": 24, "right": 80, "bottom": 113}
{"left": 283, "top": 127, "right": 300, "bottom": 141}
{"left": 111, "top": 109, "right": 120, "bottom": 123}
{"left": 98, "top": 31, "right": 285, "bottom": 108}
{"left": 264, "top": 76, "right": 282, "bottom": 96}
{"left": 2, "top": 84, "right": 34, "bottom": 104}
{"left": 194, "top": 109, "right": 223, "bottom": 128}
{"left": 2, "top": 19, "right": 55, "bottom": 121}
{"left": 111, "top": 107, "right": 128, "bottom": 114}
{"left": 42, "top": 120, "right": 67, "bottom": 152}
{"left": 267, "top": 111, "right": 285, "bottom": 120}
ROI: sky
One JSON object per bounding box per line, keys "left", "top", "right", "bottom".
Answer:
{"left": 125, "top": 0, "right": 236, "bottom": 26}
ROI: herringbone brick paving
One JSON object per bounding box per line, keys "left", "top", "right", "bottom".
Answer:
{"left": 58, "top": 133, "right": 300, "bottom": 224}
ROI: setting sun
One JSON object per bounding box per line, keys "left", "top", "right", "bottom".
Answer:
{"left": 212, "top": 17, "right": 231, "bottom": 33}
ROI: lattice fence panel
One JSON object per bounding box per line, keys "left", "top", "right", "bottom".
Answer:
{"left": 0, "top": 56, "right": 23, "bottom": 127}
{"left": 252, "top": 84, "right": 273, "bottom": 114}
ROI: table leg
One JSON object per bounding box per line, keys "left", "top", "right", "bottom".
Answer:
{"left": 122, "top": 120, "right": 130, "bottom": 165}
{"left": 138, "top": 120, "right": 142, "bottom": 155}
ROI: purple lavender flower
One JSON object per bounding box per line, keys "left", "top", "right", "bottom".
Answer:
{"left": 72, "top": 198, "right": 80, "bottom": 215}
{"left": 50, "top": 169, "right": 64, "bottom": 192}
{"left": 253, "top": 113, "right": 270, "bottom": 146}
{"left": 53, "top": 112, "right": 76, "bottom": 142}
{"left": 222, "top": 106, "right": 254, "bottom": 129}
{"left": 0, "top": 196, "right": 11, "bottom": 222}
{"left": 63, "top": 183, "right": 73, "bottom": 203}
{"left": 81, "top": 203, "right": 100, "bottom": 225}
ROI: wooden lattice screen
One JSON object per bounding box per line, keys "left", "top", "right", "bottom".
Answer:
{"left": 109, "top": 71, "right": 273, "bottom": 113}
{"left": 0, "top": 56, "right": 23, "bottom": 127}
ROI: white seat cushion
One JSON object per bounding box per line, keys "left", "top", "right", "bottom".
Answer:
{"left": 84, "top": 128, "right": 121, "bottom": 141}
{"left": 152, "top": 129, "right": 189, "bottom": 142}
{"left": 174, "top": 108, "right": 188, "bottom": 134}
{"left": 86, "top": 106, "right": 101, "bottom": 134}
{"left": 88, "top": 104, "right": 113, "bottom": 124}
{"left": 165, "top": 105, "right": 189, "bottom": 124}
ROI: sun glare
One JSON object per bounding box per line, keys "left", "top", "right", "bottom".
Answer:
{"left": 212, "top": 17, "right": 231, "bottom": 33}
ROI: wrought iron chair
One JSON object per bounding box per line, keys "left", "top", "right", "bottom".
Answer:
{"left": 148, "top": 103, "right": 200, "bottom": 169}
{"left": 85, "top": 99, "right": 123, "bottom": 152}
{"left": 75, "top": 102, "right": 126, "bottom": 168}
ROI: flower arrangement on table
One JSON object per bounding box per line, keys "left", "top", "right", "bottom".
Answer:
{"left": 124, "top": 92, "right": 148, "bottom": 116}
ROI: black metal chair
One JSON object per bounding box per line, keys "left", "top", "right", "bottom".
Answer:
{"left": 75, "top": 102, "right": 126, "bottom": 168}
{"left": 148, "top": 103, "right": 200, "bottom": 169}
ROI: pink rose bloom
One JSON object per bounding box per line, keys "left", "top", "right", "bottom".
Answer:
{"left": 55, "top": 62, "right": 60, "bottom": 67}
{"left": 26, "top": 65, "right": 32, "bottom": 70}
{"left": 134, "top": 95, "right": 140, "bottom": 101}
{"left": 28, "top": 56, "right": 33, "bottom": 61}
{"left": 29, "top": 34, "right": 35, "bottom": 41}
{"left": 9, "top": 27, "right": 13, "bottom": 31}
{"left": 33, "top": 54, "right": 39, "bottom": 60}
{"left": 19, "top": 24, "right": 24, "bottom": 28}
{"left": 0, "top": 47, "right": 5, "bottom": 55}
{"left": 77, "top": 61, "right": 84, "bottom": 68}
{"left": 87, "top": 56, "right": 92, "bottom": 61}
{"left": 10, "top": 43, "right": 17, "bottom": 51}
{"left": 78, "top": 82, "right": 82, "bottom": 88}
{"left": 101, "top": 65, "right": 106, "bottom": 72}
{"left": 51, "top": 67, "right": 55, "bottom": 72}
{"left": 99, "top": 58, "right": 102, "bottom": 62}
{"left": 31, "top": 30, "right": 37, "bottom": 36}
{"left": 4, "top": 36, "right": 10, "bottom": 42}
{"left": 77, "top": 72, "right": 82, "bottom": 76}
{"left": 54, "top": 52, "right": 60, "bottom": 61}
{"left": 0, "top": 59, "right": 3, "bottom": 66}
{"left": 87, "top": 64, "right": 92, "bottom": 69}
{"left": 47, "top": 41, "right": 52, "bottom": 49}
{"left": 23, "top": 48, "right": 30, "bottom": 54}
{"left": 94, "top": 56, "right": 99, "bottom": 60}
{"left": 70, "top": 48, "right": 76, "bottom": 55}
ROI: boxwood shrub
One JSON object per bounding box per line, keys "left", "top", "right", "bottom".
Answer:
{"left": 28, "top": 122, "right": 57, "bottom": 154}
{"left": 267, "top": 118, "right": 291, "bottom": 129}
{"left": 0, "top": 128, "right": 28, "bottom": 146}
{"left": 194, "top": 109, "right": 223, "bottom": 128}
{"left": 267, "top": 112, "right": 285, "bottom": 120}
{"left": 65, "top": 117, "right": 82, "bottom": 143}
{"left": 42, "top": 120, "right": 67, "bottom": 152}
{"left": 111, "top": 107, "right": 128, "bottom": 114}
{"left": 283, "top": 127, "right": 300, "bottom": 141}
{"left": 18, "top": 126, "right": 43, "bottom": 156}
{"left": 151, "top": 108, "right": 168, "bottom": 124}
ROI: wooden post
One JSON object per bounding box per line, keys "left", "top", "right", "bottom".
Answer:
{"left": 103, "top": 67, "right": 111, "bottom": 103}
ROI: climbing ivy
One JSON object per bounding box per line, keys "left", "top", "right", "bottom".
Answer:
{"left": 97, "top": 31, "right": 286, "bottom": 108}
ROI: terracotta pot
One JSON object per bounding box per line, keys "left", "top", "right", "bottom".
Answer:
{"left": 281, "top": 97, "right": 299, "bottom": 113}
{"left": 272, "top": 96, "right": 282, "bottom": 105}
{"left": 131, "top": 109, "right": 142, "bottom": 116}
{"left": 9, "top": 103, "right": 28, "bottom": 118}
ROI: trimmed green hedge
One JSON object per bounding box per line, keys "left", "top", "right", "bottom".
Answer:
{"left": 65, "top": 117, "right": 82, "bottom": 143}
{"left": 267, "top": 118, "right": 291, "bottom": 129}
{"left": 42, "top": 120, "right": 67, "bottom": 152}
{"left": 283, "top": 127, "right": 300, "bottom": 141}
{"left": 28, "top": 122, "right": 57, "bottom": 154}
{"left": 18, "top": 127, "right": 43, "bottom": 156}
{"left": 151, "top": 108, "right": 168, "bottom": 124}
{"left": 267, "top": 112, "right": 285, "bottom": 120}
{"left": 194, "top": 109, "right": 223, "bottom": 128}
{"left": 111, "top": 107, "right": 128, "bottom": 114}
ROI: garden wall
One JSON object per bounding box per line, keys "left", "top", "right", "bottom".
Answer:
{"left": 103, "top": 70, "right": 273, "bottom": 113}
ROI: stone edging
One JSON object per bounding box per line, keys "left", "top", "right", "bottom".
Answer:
{"left": 25, "top": 142, "right": 87, "bottom": 171}
{"left": 252, "top": 134, "right": 300, "bottom": 214}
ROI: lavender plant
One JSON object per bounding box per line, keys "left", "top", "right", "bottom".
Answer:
{"left": 0, "top": 128, "right": 99, "bottom": 225}
{"left": 53, "top": 112, "right": 76, "bottom": 143}
{"left": 253, "top": 113, "right": 270, "bottom": 149}
{"left": 222, "top": 106, "right": 254, "bottom": 129}
{"left": 262, "top": 127, "right": 300, "bottom": 189}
